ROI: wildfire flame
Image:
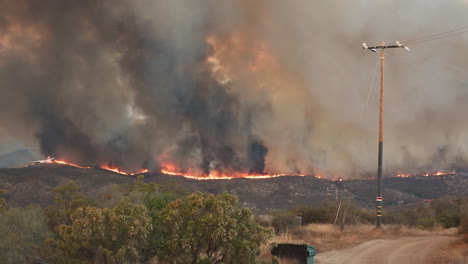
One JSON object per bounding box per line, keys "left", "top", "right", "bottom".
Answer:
{"left": 53, "top": 160, "right": 92, "bottom": 169}
{"left": 160, "top": 168, "right": 307, "bottom": 180}
{"left": 395, "top": 171, "right": 455, "bottom": 178}
{"left": 208, "top": 34, "right": 276, "bottom": 74}
{"left": 159, "top": 163, "right": 315, "bottom": 180}
{"left": 28, "top": 158, "right": 456, "bottom": 180}
{"left": 28, "top": 157, "right": 148, "bottom": 176}
{"left": 100, "top": 165, "right": 148, "bottom": 176}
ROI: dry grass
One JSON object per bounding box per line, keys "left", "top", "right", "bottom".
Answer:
{"left": 258, "top": 223, "right": 459, "bottom": 261}
{"left": 430, "top": 238, "right": 468, "bottom": 264}
{"left": 383, "top": 224, "right": 458, "bottom": 236}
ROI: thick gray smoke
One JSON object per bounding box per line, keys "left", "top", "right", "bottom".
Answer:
{"left": 0, "top": 0, "right": 467, "bottom": 177}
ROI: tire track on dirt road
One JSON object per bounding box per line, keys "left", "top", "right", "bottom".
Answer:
{"left": 315, "top": 236, "right": 457, "bottom": 264}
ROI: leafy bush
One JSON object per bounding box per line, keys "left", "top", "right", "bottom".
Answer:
{"left": 56, "top": 202, "right": 152, "bottom": 263}
{"left": 157, "top": 192, "right": 272, "bottom": 264}
{"left": 271, "top": 212, "right": 302, "bottom": 234}
{"left": 293, "top": 207, "right": 328, "bottom": 224}
{"left": 415, "top": 217, "right": 436, "bottom": 230}
{"left": 0, "top": 206, "right": 52, "bottom": 264}
{"left": 437, "top": 211, "right": 462, "bottom": 228}
{"left": 45, "top": 181, "right": 94, "bottom": 229}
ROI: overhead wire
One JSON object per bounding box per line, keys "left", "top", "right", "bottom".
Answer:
{"left": 408, "top": 30, "right": 468, "bottom": 45}
{"left": 361, "top": 25, "right": 468, "bottom": 118}
{"left": 402, "top": 26, "right": 468, "bottom": 45}
{"left": 363, "top": 56, "right": 380, "bottom": 121}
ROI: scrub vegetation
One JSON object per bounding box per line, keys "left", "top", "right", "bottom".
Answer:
{"left": 0, "top": 178, "right": 466, "bottom": 264}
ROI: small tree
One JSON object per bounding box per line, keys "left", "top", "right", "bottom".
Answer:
{"left": 293, "top": 206, "right": 328, "bottom": 225}
{"left": 57, "top": 202, "right": 152, "bottom": 264}
{"left": 0, "top": 206, "right": 52, "bottom": 264}
{"left": 157, "top": 192, "right": 272, "bottom": 264}
{"left": 271, "top": 211, "right": 301, "bottom": 234}
{"left": 437, "top": 211, "right": 462, "bottom": 228}
{"left": 45, "top": 181, "right": 93, "bottom": 229}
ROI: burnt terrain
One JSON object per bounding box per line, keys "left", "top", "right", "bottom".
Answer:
{"left": 1, "top": 164, "right": 467, "bottom": 212}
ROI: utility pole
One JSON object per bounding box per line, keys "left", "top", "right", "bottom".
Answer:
{"left": 362, "top": 41, "right": 409, "bottom": 228}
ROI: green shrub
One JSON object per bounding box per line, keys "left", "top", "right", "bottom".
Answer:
{"left": 293, "top": 207, "right": 328, "bottom": 224}
{"left": 271, "top": 212, "right": 301, "bottom": 234}
{"left": 0, "top": 206, "right": 52, "bottom": 264}
{"left": 157, "top": 192, "right": 272, "bottom": 264}
{"left": 416, "top": 217, "right": 436, "bottom": 230}
{"left": 56, "top": 203, "right": 152, "bottom": 263}
{"left": 45, "top": 181, "right": 94, "bottom": 229}
{"left": 437, "top": 211, "right": 462, "bottom": 228}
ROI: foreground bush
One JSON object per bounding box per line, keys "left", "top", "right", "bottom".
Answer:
{"left": 293, "top": 207, "right": 328, "bottom": 225}
{"left": 157, "top": 192, "right": 273, "bottom": 264}
{"left": 271, "top": 212, "right": 302, "bottom": 234}
{"left": 44, "top": 181, "right": 273, "bottom": 263}
{"left": 56, "top": 202, "right": 152, "bottom": 263}
{"left": 416, "top": 217, "right": 436, "bottom": 230}
{"left": 437, "top": 211, "right": 462, "bottom": 228}
{"left": 45, "top": 181, "right": 94, "bottom": 230}
{"left": 0, "top": 206, "right": 52, "bottom": 264}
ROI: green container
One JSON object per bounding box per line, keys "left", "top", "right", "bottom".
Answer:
{"left": 271, "top": 243, "right": 316, "bottom": 264}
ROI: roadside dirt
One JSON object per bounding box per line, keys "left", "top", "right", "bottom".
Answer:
{"left": 315, "top": 236, "right": 457, "bottom": 264}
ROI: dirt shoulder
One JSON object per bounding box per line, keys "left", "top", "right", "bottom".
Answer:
{"left": 315, "top": 236, "right": 457, "bottom": 264}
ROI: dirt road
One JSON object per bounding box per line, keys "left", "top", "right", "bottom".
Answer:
{"left": 315, "top": 236, "right": 457, "bottom": 264}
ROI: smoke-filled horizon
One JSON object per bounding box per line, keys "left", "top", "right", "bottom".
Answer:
{"left": 0, "top": 0, "right": 467, "bottom": 178}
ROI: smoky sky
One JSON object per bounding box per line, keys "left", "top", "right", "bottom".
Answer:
{"left": 0, "top": 0, "right": 467, "bottom": 177}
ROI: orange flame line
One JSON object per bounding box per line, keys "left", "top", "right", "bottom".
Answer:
{"left": 394, "top": 171, "right": 455, "bottom": 178}
{"left": 160, "top": 169, "right": 317, "bottom": 180}
{"left": 100, "top": 166, "right": 149, "bottom": 176}
{"left": 31, "top": 159, "right": 148, "bottom": 176}
{"left": 53, "top": 160, "right": 92, "bottom": 169}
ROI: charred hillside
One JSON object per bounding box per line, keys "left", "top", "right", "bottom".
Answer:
{"left": 1, "top": 164, "right": 467, "bottom": 212}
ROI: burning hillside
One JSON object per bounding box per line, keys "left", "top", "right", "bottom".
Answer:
{"left": 23, "top": 156, "right": 457, "bottom": 181}
{"left": 160, "top": 162, "right": 309, "bottom": 180}
{"left": 2, "top": 164, "right": 468, "bottom": 212}
{"left": 27, "top": 157, "right": 148, "bottom": 176}
{"left": 27, "top": 157, "right": 309, "bottom": 179}
{"left": 395, "top": 171, "right": 456, "bottom": 178}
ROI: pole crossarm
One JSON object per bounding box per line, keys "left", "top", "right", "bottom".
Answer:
{"left": 362, "top": 41, "right": 410, "bottom": 52}
{"left": 366, "top": 45, "right": 400, "bottom": 49}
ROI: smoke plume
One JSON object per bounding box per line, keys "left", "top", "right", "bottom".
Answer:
{"left": 0, "top": 0, "right": 467, "bottom": 177}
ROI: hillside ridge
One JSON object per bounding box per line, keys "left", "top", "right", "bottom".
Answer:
{"left": 1, "top": 164, "right": 467, "bottom": 212}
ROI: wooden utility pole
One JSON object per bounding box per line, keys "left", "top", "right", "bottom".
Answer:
{"left": 362, "top": 40, "right": 409, "bottom": 228}
{"left": 377, "top": 41, "right": 385, "bottom": 228}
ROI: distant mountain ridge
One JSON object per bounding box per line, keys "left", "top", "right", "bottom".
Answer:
{"left": 0, "top": 149, "right": 41, "bottom": 168}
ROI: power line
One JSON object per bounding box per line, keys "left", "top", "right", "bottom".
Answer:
{"left": 403, "top": 26, "right": 468, "bottom": 44}
{"left": 363, "top": 56, "right": 380, "bottom": 120}
{"left": 409, "top": 30, "right": 468, "bottom": 45}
